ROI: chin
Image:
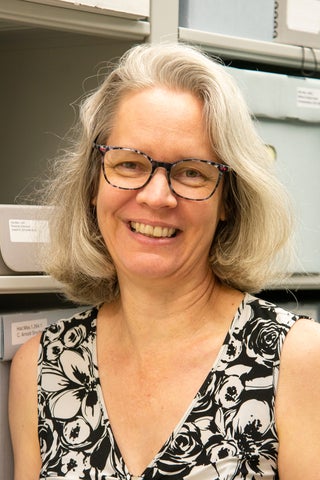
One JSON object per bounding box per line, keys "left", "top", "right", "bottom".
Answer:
{"left": 121, "top": 257, "right": 181, "bottom": 281}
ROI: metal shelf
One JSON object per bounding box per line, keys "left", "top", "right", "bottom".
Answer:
{"left": 23, "top": 0, "right": 149, "bottom": 20}
{"left": 0, "top": 0, "right": 150, "bottom": 39}
{"left": 0, "top": 276, "right": 62, "bottom": 294}
{"left": 0, "top": 273, "right": 319, "bottom": 295}
{"left": 179, "top": 28, "right": 320, "bottom": 71}
{"left": 269, "top": 274, "right": 320, "bottom": 291}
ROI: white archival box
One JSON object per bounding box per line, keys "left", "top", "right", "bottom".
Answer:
{"left": 227, "top": 67, "right": 320, "bottom": 274}
{"left": 0, "top": 204, "right": 52, "bottom": 274}
{"left": 179, "top": 0, "right": 275, "bottom": 42}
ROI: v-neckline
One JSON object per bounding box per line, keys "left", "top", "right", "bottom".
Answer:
{"left": 92, "top": 294, "right": 249, "bottom": 478}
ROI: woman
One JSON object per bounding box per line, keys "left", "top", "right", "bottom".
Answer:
{"left": 9, "top": 43, "right": 320, "bottom": 480}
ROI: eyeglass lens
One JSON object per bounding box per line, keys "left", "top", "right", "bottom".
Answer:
{"left": 102, "top": 148, "right": 222, "bottom": 200}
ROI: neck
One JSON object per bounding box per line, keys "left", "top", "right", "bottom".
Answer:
{"left": 101, "top": 269, "right": 221, "bottom": 349}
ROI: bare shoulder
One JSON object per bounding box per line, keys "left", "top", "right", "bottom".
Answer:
{"left": 278, "top": 317, "right": 320, "bottom": 390}
{"left": 276, "top": 318, "right": 320, "bottom": 478}
{"left": 9, "top": 333, "right": 43, "bottom": 479}
{"left": 10, "top": 332, "right": 42, "bottom": 409}
{"left": 281, "top": 317, "right": 320, "bottom": 367}
{"left": 11, "top": 331, "right": 42, "bottom": 377}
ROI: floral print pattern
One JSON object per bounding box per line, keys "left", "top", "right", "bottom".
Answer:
{"left": 38, "top": 294, "right": 302, "bottom": 480}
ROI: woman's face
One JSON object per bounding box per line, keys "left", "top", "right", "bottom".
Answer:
{"left": 93, "top": 87, "right": 226, "bottom": 285}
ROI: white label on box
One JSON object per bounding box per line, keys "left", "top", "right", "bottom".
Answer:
{"left": 287, "top": 0, "right": 320, "bottom": 34}
{"left": 12, "top": 318, "right": 48, "bottom": 345}
{"left": 9, "top": 219, "right": 50, "bottom": 243}
{"left": 297, "top": 87, "right": 320, "bottom": 109}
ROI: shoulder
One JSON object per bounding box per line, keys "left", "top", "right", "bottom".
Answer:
{"left": 239, "top": 294, "right": 320, "bottom": 376}
{"left": 244, "top": 294, "right": 300, "bottom": 324}
{"left": 276, "top": 313, "right": 320, "bottom": 414}
{"left": 10, "top": 331, "right": 41, "bottom": 382}
{"left": 241, "top": 294, "right": 303, "bottom": 338}
{"left": 275, "top": 318, "right": 320, "bottom": 477}
{"left": 279, "top": 316, "right": 320, "bottom": 373}
{"left": 234, "top": 295, "right": 300, "bottom": 363}
{"left": 39, "top": 306, "right": 98, "bottom": 363}
{"left": 41, "top": 307, "right": 97, "bottom": 344}
{"left": 277, "top": 316, "right": 320, "bottom": 395}
{"left": 11, "top": 307, "right": 97, "bottom": 374}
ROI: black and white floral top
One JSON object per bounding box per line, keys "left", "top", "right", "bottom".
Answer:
{"left": 38, "top": 294, "right": 302, "bottom": 480}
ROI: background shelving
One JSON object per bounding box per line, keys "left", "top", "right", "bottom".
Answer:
{"left": 179, "top": 28, "right": 320, "bottom": 72}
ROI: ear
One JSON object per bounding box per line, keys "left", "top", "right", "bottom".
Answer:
{"left": 217, "top": 185, "right": 228, "bottom": 223}
{"left": 219, "top": 174, "right": 232, "bottom": 222}
{"left": 219, "top": 203, "right": 227, "bottom": 222}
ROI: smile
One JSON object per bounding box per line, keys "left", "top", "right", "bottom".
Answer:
{"left": 130, "top": 222, "right": 177, "bottom": 238}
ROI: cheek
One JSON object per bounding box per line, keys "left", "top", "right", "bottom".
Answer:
{"left": 93, "top": 178, "right": 135, "bottom": 231}
{"left": 196, "top": 198, "right": 226, "bottom": 247}
{"left": 191, "top": 205, "right": 222, "bottom": 247}
{"left": 206, "top": 191, "right": 226, "bottom": 228}
{"left": 212, "top": 184, "right": 227, "bottom": 224}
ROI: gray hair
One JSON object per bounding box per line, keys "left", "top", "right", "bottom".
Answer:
{"left": 42, "top": 42, "right": 294, "bottom": 304}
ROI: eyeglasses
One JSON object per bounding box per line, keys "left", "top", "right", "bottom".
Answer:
{"left": 93, "top": 144, "right": 231, "bottom": 201}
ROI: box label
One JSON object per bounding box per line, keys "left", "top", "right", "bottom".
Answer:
{"left": 9, "top": 219, "right": 50, "bottom": 243}
{"left": 11, "top": 318, "right": 48, "bottom": 345}
{"left": 297, "top": 87, "right": 320, "bottom": 109}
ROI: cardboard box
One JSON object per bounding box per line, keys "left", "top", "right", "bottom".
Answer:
{"left": 273, "top": 0, "right": 320, "bottom": 49}
{"left": 227, "top": 67, "right": 320, "bottom": 274}
{"left": 179, "top": 0, "right": 275, "bottom": 42}
{"left": 0, "top": 205, "right": 51, "bottom": 275}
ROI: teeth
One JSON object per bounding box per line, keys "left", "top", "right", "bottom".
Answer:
{"left": 131, "top": 222, "right": 176, "bottom": 238}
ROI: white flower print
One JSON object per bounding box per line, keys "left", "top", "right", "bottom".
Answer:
{"left": 42, "top": 348, "right": 101, "bottom": 429}
{"left": 64, "top": 325, "right": 87, "bottom": 348}
{"left": 63, "top": 418, "right": 91, "bottom": 446}
{"left": 38, "top": 297, "right": 300, "bottom": 479}
{"left": 43, "top": 321, "right": 65, "bottom": 343}
{"left": 232, "top": 399, "right": 272, "bottom": 436}
{"left": 60, "top": 450, "right": 87, "bottom": 475}
{"left": 216, "top": 375, "right": 244, "bottom": 408}
{"left": 45, "top": 340, "right": 64, "bottom": 362}
{"left": 216, "top": 338, "right": 243, "bottom": 370}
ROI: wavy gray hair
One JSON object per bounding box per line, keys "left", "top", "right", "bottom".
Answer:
{"left": 42, "top": 42, "right": 294, "bottom": 304}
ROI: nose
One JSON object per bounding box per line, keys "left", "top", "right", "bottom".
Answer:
{"left": 136, "top": 168, "right": 178, "bottom": 209}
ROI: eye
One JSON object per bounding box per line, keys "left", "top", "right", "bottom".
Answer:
{"left": 106, "top": 150, "right": 151, "bottom": 178}
{"left": 172, "top": 161, "right": 214, "bottom": 186}
{"left": 117, "top": 161, "right": 139, "bottom": 170}
{"left": 112, "top": 160, "right": 148, "bottom": 177}
{"left": 183, "top": 168, "right": 205, "bottom": 179}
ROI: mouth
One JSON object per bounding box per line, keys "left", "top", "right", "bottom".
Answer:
{"left": 130, "top": 221, "right": 177, "bottom": 238}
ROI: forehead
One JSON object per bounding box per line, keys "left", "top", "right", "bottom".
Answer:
{"left": 107, "top": 87, "right": 214, "bottom": 160}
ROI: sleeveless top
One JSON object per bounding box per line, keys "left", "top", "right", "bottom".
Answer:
{"left": 38, "top": 294, "right": 301, "bottom": 480}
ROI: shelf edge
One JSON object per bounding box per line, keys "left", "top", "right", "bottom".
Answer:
{"left": 179, "top": 28, "right": 320, "bottom": 70}
{"left": 0, "top": 276, "right": 63, "bottom": 294}
{"left": 0, "top": 0, "right": 150, "bottom": 39}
